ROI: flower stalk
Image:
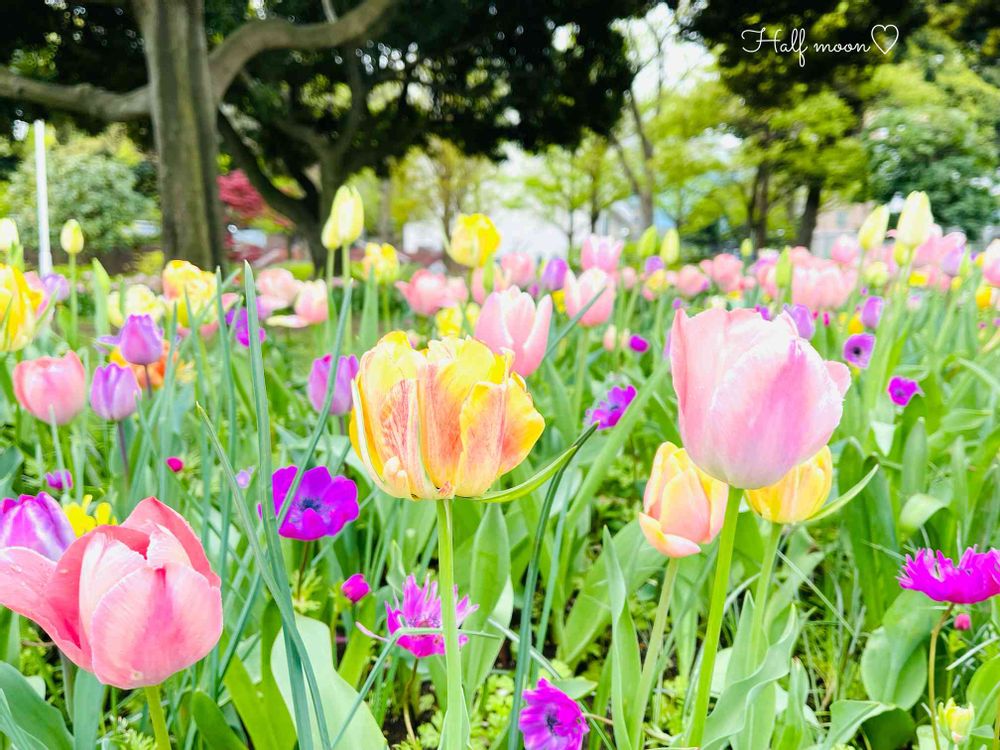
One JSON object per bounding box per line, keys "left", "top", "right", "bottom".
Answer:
{"left": 436, "top": 499, "right": 467, "bottom": 750}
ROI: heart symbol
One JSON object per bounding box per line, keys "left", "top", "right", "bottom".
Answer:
{"left": 871, "top": 24, "right": 899, "bottom": 55}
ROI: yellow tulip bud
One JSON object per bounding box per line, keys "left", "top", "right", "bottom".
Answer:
{"left": 937, "top": 699, "right": 974, "bottom": 745}
{"left": 0, "top": 218, "right": 19, "bottom": 252}
{"left": 847, "top": 314, "right": 864, "bottom": 335}
{"left": 739, "top": 238, "right": 753, "bottom": 259}
{"left": 322, "top": 186, "right": 365, "bottom": 250}
{"left": 434, "top": 303, "right": 479, "bottom": 338}
{"left": 775, "top": 247, "right": 793, "bottom": 289}
{"left": 60, "top": 219, "right": 84, "bottom": 256}
{"left": 361, "top": 242, "right": 400, "bottom": 284}
{"left": 660, "top": 228, "right": 680, "bottom": 265}
{"left": 448, "top": 213, "right": 500, "bottom": 268}
{"left": 637, "top": 226, "right": 657, "bottom": 257}
{"left": 857, "top": 205, "right": 889, "bottom": 252}
{"left": 976, "top": 284, "right": 995, "bottom": 310}
{"left": 895, "top": 191, "right": 932, "bottom": 250}
{"left": 746, "top": 446, "right": 832, "bottom": 524}
{"left": 863, "top": 261, "right": 890, "bottom": 287}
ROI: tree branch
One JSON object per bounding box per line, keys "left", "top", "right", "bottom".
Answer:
{"left": 209, "top": 0, "right": 394, "bottom": 102}
{"left": 0, "top": 68, "right": 149, "bottom": 120}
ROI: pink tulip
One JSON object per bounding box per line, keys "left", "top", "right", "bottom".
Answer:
{"left": 500, "top": 252, "right": 536, "bottom": 287}
{"left": 0, "top": 497, "right": 222, "bottom": 689}
{"left": 830, "top": 235, "right": 860, "bottom": 266}
{"left": 980, "top": 241, "right": 1000, "bottom": 287}
{"left": 699, "top": 254, "right": 743, "bottom": 293}
{"left": 474, "top": 288, "right": 553, "bottom": 377}
{"left": 580, "top": 235, "right": 623, "bottom": 274}
{"left": 674, "top": 265, "right": 710, "bottom": 298}
{"left": 13, "top": 351, "right": 87, "bottom": 425}
{"left": 670, "top": 308, "right": 850, "bottom": 489}
{"left": 256, "top": 267, "right": 302, "bottom": 311}
{"left": 620, "top": 266, "right": 638, "bottom": 290}
{"left": 471, "top": 265, "right": 511, "bottom": 305}
{"left": 267, "top": 280, "right": 328, "bottom": 328}
{"left": 563, "top": 269, "right": 615, "bottom": 328}
{"left": 396, "top": 270, "right": 467, "bottom": 316}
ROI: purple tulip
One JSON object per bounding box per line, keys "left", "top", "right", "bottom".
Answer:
{"left": 860, "top": 296, "right": 884, "bottom": 329}
{"left": 307, "top": 354, "right": 359, "bottom": 416}
{"left": 783, "top": 303, "right": 816, "bottom": 340}
{"left": 0, "top": 493, "right": 76, "bottom": 561}
{"left": 90, "top": 363, "right": 141, "bottom": 421}
{"left": 754, "top": 304, "right": 772, "bottom": 321}
{"left": 843, "top": 333, "right": 875, "bottom": 369}
{"left": 226, "top": 301, "right": 267, "bottom": 348}
{"left": 118, "top": 314, "right": 164, "bottom": 366}
{"left": 41, "top": 274, "right": 70, "bottom": 303}
{"left": 265, "top": 465, "right": 359, "bottom": 541}
{"left": 45, "top": 470, "right": 73, "bottom": 492}
{"left": 341, "top": 573, "right": 371, "bottom": 603}
{"left": 540, "top": 258, "right": 569, "bottom": 291}
{"left": 644, "top": 256, "right": 665, "bottom": 276}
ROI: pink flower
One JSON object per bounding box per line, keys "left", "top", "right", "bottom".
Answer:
{"left": 983, "top": 241, "right": 1000, "bottom": 287}
{"left": 471, "top": 265, "right": 511, "bottom": 305}
{"left": 267, "top": 280, "right": 328, "bottom": 328}
{"left": 341, "top": 573, "right": 371, "bottom": 604}
{"left": 699, "top": 253, "right": 744, "bottom": 293}
{"left": 954, "top": 613, "right": 972, "bottom": 631}
{"left": 0, "top": 497, "right": 222, "bottom": 688}
{"left": 474, "top": 288, "right": 552, "bottom": 377}
{"left": 89, "top": 364, "right": 141, "bottom": 421}
{"left": 674, "top": 265, "right": 710, "bottom": 298}
{"left": 519, "top": 678, "right": 589, "bottom": 750}
{"left": 307, "top": 354, "right": 359, "bottom": 415}
{"left": 378, "top": 574, "right": 477, "bottom": 658}
{"left": 580, "top": 234, "right": 623, "bottom": 274}
{"left": 256, "top": 267, "right": 302, "bottom": 311}
{"left": 166, "top": 456, "right": 184, "bottom": 473}
{"left": 898, "top": 548, "right": 1000, "bottom": 604}
{"left": 13, "top": 351, "right": 87, "bottom": 425}
{"left": 396, "top": 270, "right": 467, "bottom": 316}
{"left": 563, "top": 269, "right": 614, "bottom": 327}
{"left": 0, "top": 493, "right": 76, "bottom": 561}
{"left": 500, "top": 252, "right": 536, "bottom": 287}
{"left": 830, "top": 235, "right": 860, "bottom": 266}
{"left": 117, "top": 314, "right": 164, "bottom": 366}
{"left": 670, "top": 308, "right": 850, "bottom": 489}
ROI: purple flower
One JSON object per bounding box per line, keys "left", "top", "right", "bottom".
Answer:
{"left": 519, "top": 678, "right": 589, "bottom": 750}
{"left": 754, "top": 304, "right": 772, "bottom": 321}
{"left": 643, "top": 256, "right": 665, "bottom": 276}
{"left": 540, "top": 258, "right": 569, "bottom": 291}
{"left": 166, "top": 456, "right": 184, "bottom": 473}
{"left": 887, "top": 376, "right": 921, "bottom": 406}
{"left": 118, "top": 314, "right": 163, "bottom": 366}
{"left": 954, "top": 613, "right": 971, "bottom": 631}
{"left": 587, "top": 385, "right": 637, "bottom": 430}
{"left": 843, "top": 333, "right": 875, "bottom": 369}
{"left": 227, "top": 302, "right": 267, "bottom": 348}
{"left": 381, "top": 574, "right": 477, "bottom": 658}
{"left": 45, "top": 470, "right": 72, "bottom": 492}
{"left": 898, "top": 548, "right": 1000, "bottom": 604}
{"left": 307, "top": 354, "right": 359, "bottom": 416}
{"left": 860, "top": 296, "right": 884, "bottom": 329}
{"left": 0, "top": 493, "right": 76, "bottom": 561}
{"left": 628, "top": 335, "right": 649, "bottom": 354}
{"left": 89, "top": 363, "right": 141, "bottom": 421}
{"left": 266, "top": 466, "right": 359, "bottom": 541}
{"left": 41, "top": 273, "right": 70, "bottom": 303}
{"left": 341, "top": 573, "right": 371, "bottom": 603}
{"left": 783, "top": 303, "right": 816, "bottom": 340}
{"left": 236, "top": 467, "right": 254, "bottom": 489}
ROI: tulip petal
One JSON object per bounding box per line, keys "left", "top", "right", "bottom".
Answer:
{"left": 455, "top": 381, "right": 508, "bottom": 497}
{"left": 498, "top": 377, "right": 545, "bottom": 477}
{"left": 638, "top": 514, "right": 703, "bottom": 558}
{"left": 122, "top": 497, "right": 219, "bottom": 586}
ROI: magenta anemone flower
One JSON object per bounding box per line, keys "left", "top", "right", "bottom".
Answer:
{"left": 783, "top": 303, "right": 816, "bottom": 340}
{"left": 587, "top": 384, "right": 636, "bottom": 430}
{"left": 0, "top": 493, "right": 76, "bottom": 561}
{"left": 45, "top": 470, "right": 72, "bottom": 492}
{"left": 519, "top": 678, "right": 589, "bottom": 750}
{"left": 381, "top": 574, "right": 477, "bottom": 658}
{"left": 166, "top": 456, "right": 184, "bottom": 473}
{"left": 628, "top": 335, "right": 650, "bottom": 354}
{"left": 843, "top": 333, "right": 875, "bottom": 369}
{"left": 341, "top": 573, "right": 371, "bottom": 603}
{"left": 266, "top": 466, "right": 359, "bottom": 541}
{"left": 898, "top": 548, "right": 1000, "bottom": 604}
{"left": 860, "top": 296, "right": 884, "bottom": 329}
{"left": 887, "top": 376, "right": 921, "bottom": 406}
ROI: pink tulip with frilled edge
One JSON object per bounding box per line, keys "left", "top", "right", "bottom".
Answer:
{"left": 474, "top": 288, "right": 553, "bottom": 377}
{"left": 562, "top": 269, "right": 615, "bottom": 328}
{"left": 13, "top": 351, "right": 87, "bottom": 425}
{"left": 580, "top": 234, "right": 623, "bottom": 274}
{"left": 670, "top": 308, "right": 850, "bottom": 489}
{"left": 0, "top": 497, "right": 222, "bottom": 689}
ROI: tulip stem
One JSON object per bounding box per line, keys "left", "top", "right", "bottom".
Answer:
{"left": 749, "top": 522, "right": 782, "bottom": 662}
{"left": 144, "top": 684, "right": 170, "bottom": 750}
{"left": 688, "top": 486, "right": 742, "bottom": 747}
{"left": 436, "top": 499, "right": 466, "bottom": 750}
{"left": 116, "top": 421, "right": 130, "bottom": 492}
{"left": 572, "top": 327, "right": 590, "bottom": 419}
{"left": 929, "top": 604, "right": 954, "bottom": 750}
{"left": 69, "top": 253, "right": 78, "bottom": 348}
{"left": 632, "top": 557, "right": 680, "bottom": 742}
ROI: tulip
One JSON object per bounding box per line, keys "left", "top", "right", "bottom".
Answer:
{"left": 895, "top": 191, "right": 933, "bottom": 251}
{"left": 0, "top": 218, "right": 19, "bottom": 252}
{"left": 256, "top": 267, "right": 302, "bottom": 310}
{"left": 830, "top": 236, "right": 859, "bottom": 266}
{"left": 0, "top": 493, "right": 76, "bottom": 561}
{"left": 307, "top": 353, "right": 359, "bottom": 415}
{"left": 858, "top": 204, "right": 889, "bottom": 252}
{"left": 13, "top": 351, "right": 87, "bottom": 425}
{"left": 982, "top": 239, "right": 1000, "bottom": 287}
{"left": 670, "top": 308, "right": 850, "bottom": 489}
{"left": 0, "top": 497, "right": 222, "bottom": 688}
{"left": 45, "top": 470, "right": 73, "bottom": 492}
{"left": 361, "top": 242, "right": 400, "bottom": 284}
{"left": 448, "top": 213, "right": 500, "bottom": 268}
{"left": 60, "top": 219, "right": 84, "bottom": 255}
{"left": 745, "top": 446, "right": 832, "bottom": 524}
{"left": 580, "top": 234, "right": 623, "bottom": 274}
{"left": 639, "top": 442, "right": 729, "bottom": 557}
{"left": 322, "top": 185, "right": 364, "bottom": 249}
{"left": 471, "top": 264, "right": 511, "bottom": 304}
{"left": 860, "top": 296, "right": 884, "bottom": 329}
{"left": 863, "top": 260, "right": 890, "bottom": 287}
{"left": 350, "top": 332, "right": 544, "bottom": 499}
{"left": 267, "top": 280, "right": 328, "bottom": 328}
{"left": 0, "top": 264, "right": 43, "bottom": 351}
{"left": 162, "top": 260, "right": 217, "bottom": 328}
{"left": 700, "top": 254, "right": 744, "bottom": 293}
{"left": 107, "top": 284, "right": 164, "bottom": 328}
{"left": 563, "top": 269, "right": 615, "bottom": 327}
{"left": 117, "top": 314, "right": 164, "bottom": 366}
{"left": 540, "top": 257, "right": 568, "bottom": 291}
{"left": 474, "top": 288, "right": 552, "bottom": 377}
{"left": 674, "top": 265, "right": 709, "bottom": 298}
{"left": 435, "top": 303, "right": 480, "bottom": 338}
{"left": 660, "top": 228, "right": 680, "bottom": 265}
{"left": 396, "top": 269, "right": 467, "bottom": 317}
{"left": 937, "top": 699, "right": 974, "bottom": 745}
{"left": 90, "top": 363, "right": 141, "bottom": 421}
{"left": 783, "top": 303, "right": 816, "bottom": 340}
{"left": 341, "top": 573, "right": 371, "bottom": 603}
{"left": 500, "top": 252, "right": 536, "bottom": 287}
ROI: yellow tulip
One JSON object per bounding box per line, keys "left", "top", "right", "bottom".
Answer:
{"left": 847, "top": 314, "right": 864, "bottom": 335}
{"left": 857, "top": 205, "right": 889, "bottom": 252}
{"left": 60, "top": 219, "right": 85, "bottom": 256}
{"left": 937, "top": 699, "right": 974, "bottom": 745}
{"left": 0, "top": 219, "right": 19, "bottom": 252}
{"left": 350, "top": 332, "right": 544, "bottom": 500}
{"left": 322, "top": 186, "right": 364, "bottom": 249}
{"left": 863, "top": 261, "right": 889, "bottom": 287}
{"left": 739, "top": 238, "right": 753, "bottom": 259}
{"left": 162, "top": 260, "right": 217, "bottom": 326}
{"left": 660, "top": 228, "right": 680, "bottom": 265}
{"left": 107, "top": 284, "right": 165, "bottom": 328}
{"left": 448, "top": 213, "right": 500, "bottom": 268}
{"left": 434, "top": 303, "right": 479, "bottom": 338}
{"left": 895, "top": 191, "right": 932, "bottom": 253}
{"left": 976, "top": 284, "right": 996, "bottom": 310}
{"left": 0, "top": 264, "right": 42, "bottom": 352}
{"left": 361, "top": 242, "right": 400, "bottom": 284}
{"left": 746, "top": 446, "right": 832, "bottom": 524}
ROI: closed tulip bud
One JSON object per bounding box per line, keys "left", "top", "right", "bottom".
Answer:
{"left": 863, "top": 261, "right": 890, "bottom": 287}
{"left": 474, "top": 288, "right": 552, "bottom": 377}
{"left": 60, "top": 219, "right": 84, "bottom": 255}
{"left": 637, "top": 226, "right": 658, "bottom": 257}
{"left": 90, "top": 363, "right": 141, "bottom": 421}
{"left": 361, "top": 242, "right": 400, "bottom": 284}
{"left": 937, "top": 699, "right": 974, "bottom": 745}
{"left": 775, "top": 247, "right": 793, "bottom": 289}
{"left": 307, "top": 353, "right": 359, "bottom": 416}
{"left": 0, "top": 492, "right": 76, "bottom": 561}
{"left": 117, "top": 314, "right": 164, "bottom": 366}
{"left": 0, "top": 264, "right": 43, "bottom": 351}
{"left": 448, "top": 213, "right": 501, "bottom": 268}
{"left": 746, "top": 446, "right": 832, "bottom": 523}
{"left": 563, "top": 269, "right": 615, "bottom": 327}
{"left": 739, "top": 238, "right": 753, "bottom": 258}
{"left": 639, "top": 442, "right": 729, "bottom": 557}
{"left": 14, "top": 351, "right": 87, "bottom": 425}
{"left": 322, "top": 185, "right": 365, "bottom": 249}
{"left": 661, "top": 228, "right": 681, "bottom": 265}
{"left": 895, "top": 191, "right": 933, "bottom": 251}
{"left": 858, "top": 205, "right": 889, "bottom": 252}
{"left": 0, "top": 218, "right": 19, "bottom": 252}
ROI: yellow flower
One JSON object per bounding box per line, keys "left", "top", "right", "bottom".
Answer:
{"left": 435, "top": 303, "right": 479, "bottom": 338}
{"left": 746, "top": 446, "right": 832, "bottom": 524}
{"left": 63, "top": 497, "right": 117, "bottom": 537}
{"left": 857, "top": 205, "right": 889, "bottom": 252}
{"left": 739, "top": 238, "right": 753, "bottom": 258}
{"left": 350, "top": 332, "right": 544, "bottom": 500}
{"left": 0, "top": 264, "right": 43, "bottom": 352}
{"left": 660, "top": 229, "right": 680, "bottom": 265}
{"left": 322, "top": 186, "right": 364, "bottom": 249}
{"left": 551, "top": 289, "right": 566, "bottom": 314}
{"left": 60, "top": 219, "right": 85, "bottom": 255}
{"left": 976, "top": 284, "right": 996, "bottom": 310}
{"left": 448, "top": 213, "right": 500, "bottom": 268}
{"left": 361, "top": 242, "right": 400, "bottom": 284}
{"left": 644, "top": 269, "right": 669, "bottom": 297}
{"left": 895, "top": 191, "right": 932, "bottom": 251}
{"left": 863, "top": 261, "right": 889, "bottom": 287}
{"left": 937, "top": 699, "right": 974, "bottom": 745}
{"left": 162, "top": 260, "right": 216, "bottom": 327}
{"left": 908, "top": 270, "right": 928, "bottom": 288}
{"left": 847, "top": 314, "right": 864, "bottom": 335}
{"left": 107, "top": 284, "right": 165, "bottom": 328}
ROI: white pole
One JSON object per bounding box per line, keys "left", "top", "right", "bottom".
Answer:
{"left": 34, "top": 119, "right": 51, "bottom": 276}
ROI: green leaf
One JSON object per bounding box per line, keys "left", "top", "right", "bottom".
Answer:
{"left": 191, "top": 690, "right": 248, "bottom": 749}
{"left": 224, "top": 650, "right": 292, "bottom": 750}
{"left": 72, "top": 670, "right": 104, "bottom": 750}
{"left": 822, "top": 701, "right": 894, "bottom": 749}
{"left": 604, "top": 528, "right": 640, "bottom": 750}
{"left": 967, "top": 655, "right": 1000, "bottom": 730}
{"left": 0, "top": 662, "right": 72, "bottom": 750}
{"left": 899, "top": 493, "right": 950, "bottom": 539}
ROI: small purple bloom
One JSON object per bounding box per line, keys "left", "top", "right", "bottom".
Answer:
{"left": 380, "top": 574, "right": 477, "bottom": 658}
{"left": 860, "top": 296, "right": 884, "bottom": 329}
{"left": 41, "top": 273, "right": 70, "bottom": 303}
{"left": 783, "top": 303, "right": 815, "bottom": 340}
{"left": 236, "top": 467, "right": 254, "bottom": 489}
{"left": 898, "top": 548, "right": 1000, "bottom": 604}
{"left": 822, "top": 311, "right": 831, "bottom": 327}
{"left": 754, "top": 304, "right": 771, "bottom": 321}
{"left": 643, "top": 256, "right": 665, "bottom": 276}
{"left": 671, "top": 298, "right": 685, "bottom": 310}
{"left": 628, "top": 335, "right": 650, "bottom": 354}
{"left": 166, "top": 456, "right": 184, "bottom": 473}
{"left": 307, "top": 354, "right": 359, "bottom": 416}
{"left": 540, "top": 258, "right": 569, "bottom": 291}
{"left": 843, "top": 333, "right": 875, "bottom": 369}
{"left": 227, "top": 302, "right": 267, "bottom": 348}
{"left": 117, "top": 314, "right": 163, "bottom": 366}
{"left": 341, "top": 573, "right": 371, "bottom": 603}
{"left": 45, "top": 470, "right": 72, "bottom": 492}
{"left": 0, "top": 493, "right": 76, "bottom": 561}
{"left": 89, "top": 363, "right": 141, "bottom": 421}
{"left": 954, "top": 613, "right": 971, "bottom": 631}
{"left": 266, "top": 465, "right": 359, "bottom": 541}
{"left": 887, "top": 376, "right": 921, "bottom": 407}
{"left": 587, "top": 384, "right": 637, "bottom": 430}
{"left": 519, "top": 678, "right": 589, "bottom": 750}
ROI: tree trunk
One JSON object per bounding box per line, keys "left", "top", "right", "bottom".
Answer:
{"left": 134, "top": 0, "right": 224, "bottom": 270}
{"left": 795, "top": 182, "right": 822, "bottom": 249}
{"left": 639, "top": 188, "right": 654, "bottom": 230}
{"left": 749, "top": 165, "right": 770, "bottom": 249}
